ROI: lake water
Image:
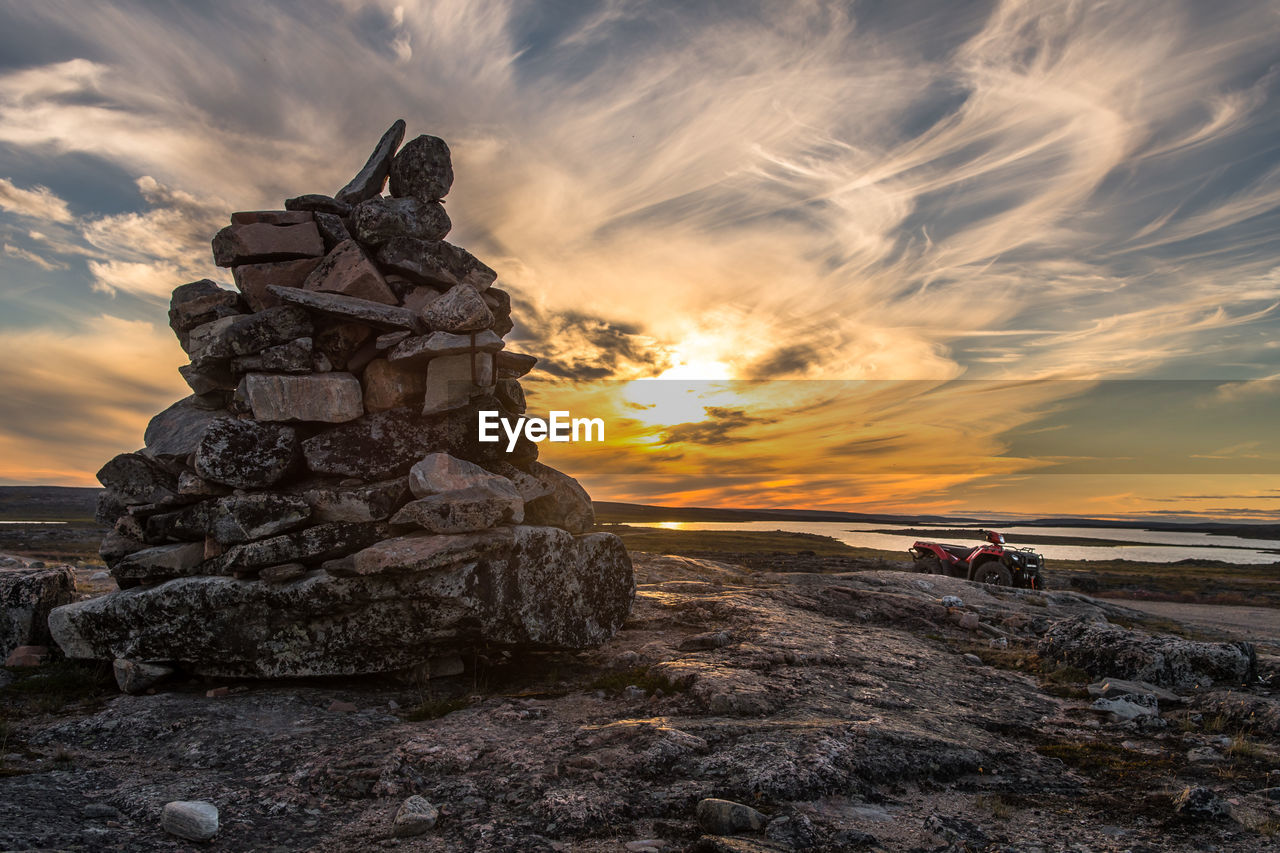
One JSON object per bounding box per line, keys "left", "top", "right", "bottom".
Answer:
{"left": 625, "top": 521, "right": 1280, "bottom": 564}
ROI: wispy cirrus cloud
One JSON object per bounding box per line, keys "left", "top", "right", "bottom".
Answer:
{"left": 0, "top": 0, "right": 1277, "bottom": 514}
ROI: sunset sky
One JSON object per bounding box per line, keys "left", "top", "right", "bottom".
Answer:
{"left": 1, "top": 0, "right": 1278, "bottom": 520}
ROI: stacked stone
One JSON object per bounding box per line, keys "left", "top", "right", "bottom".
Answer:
{"left": 51, "top": 121, "right": 632, "bottom": 685}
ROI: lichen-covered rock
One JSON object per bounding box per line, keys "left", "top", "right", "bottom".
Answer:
{"left": 50, "top": 525, "right": 633, "bottom": 677}
{"left": 303, "top": 478, "right": 410, "bottom": 523}
{"left": 96, "top": 453, "right": 178, "bottom": 506}
{"left": 351, "top": 196, "right": 451, "bottom": 246}
{"left": 242, "top": 372, "right": 364, "bottom": 423}
{"left": 111, "top": 542, "right": 206, "bottom": 584}
{"left": 194, "top": 418, "right": 299, "bottom": 488}
{"left": 168, "top": 279, "right": 244, "bottom": 343}
{"left": 303, "top": 239, "right": 397, "bottom": 304}
{"left": 215, "top": 521, "right": 387, "bottom": 575}
{"left": 389, "top": 134, "right": 453, "bottom": 202}
{"left": 302, "top": 408, "right": 443, "bottom": 480}
{"left": 422, "top": 284, "right": 494, "bottom": 332}
{"left": 207, "top": 493, "right": 312, "bottom": 545}
{"left": 143, "top": 397, "right": 223, "bottom": 462}
{"left": 1039, "top": 616, "right": 1256, "bottom": 690}
{"left": 1, "top": 563, "right": 76, "bottom": 657}
{"left": 523, "top": 462, "right": 594, "bottom": 534}
{"left": 233, "top": 257, "right": 324, "bottom": 311}
{"left": 391, "top": 483, "right": 523, "bottom": 533}
{"left": 376, "top": 237, "right": 495, "bottom": 291}
{"left": 186, "top": 306, "right": 313, "bottom": 366}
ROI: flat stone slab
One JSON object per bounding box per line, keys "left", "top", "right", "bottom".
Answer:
{"left": 212, "top": 221, "right": 324, "bottom": 267}
{"left": 388, "top": 330, "right": 503, "bottom": 367}
{"left": 50, "top": 526, "right": 634, "bottom": 677}
{"left": 269, "top": 286, "right": 418, "bottom": 330}
{"left": 243, "top": 373, "right": 364, "bottom": 423}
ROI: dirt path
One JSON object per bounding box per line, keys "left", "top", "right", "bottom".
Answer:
{"left": 1110, "top": 598, "right": 1280, "bottom": 646}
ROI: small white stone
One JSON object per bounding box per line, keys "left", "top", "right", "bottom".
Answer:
{"left": 161, "top": 800, "right": 219, "bottom": 842}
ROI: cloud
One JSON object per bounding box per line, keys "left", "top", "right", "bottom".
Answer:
{"left": 0, "top": 0, "right": 1278, "bottom": 517}
{"left": 0, "top": 314, "right": 187, "bottom": 486}
{"left": 657, "top": 407, "right": 775, "bottom": 446}
{"left": 3, "top": 242, "right": 67, "bottom": 270}
{"left": 0, "top": 177, "right": 72, "bottom": 222}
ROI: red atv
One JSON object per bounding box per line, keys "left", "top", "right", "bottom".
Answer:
{"left": 909, "top": 530, "right": 1046, "bottom": 589}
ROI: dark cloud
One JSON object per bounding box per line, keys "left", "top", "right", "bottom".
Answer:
{"left": 508, "top": 296, "right": 670, "bottom": 380}
{"left": 657, "top": 407, "right": 774, "bottom": 446}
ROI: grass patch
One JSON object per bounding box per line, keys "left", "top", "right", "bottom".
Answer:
{"left": 587, "top": 665, "right": 684, "bottom": 696}
{"left": 1037, "top": 740, "right": 1173, "bottom": 777}
{"left": 1226, "top": 735, "right": 1266, "bottom": 759}
{"left": 405, "top": 696, "right": 471, "bottom": 722}
{"left": 973, "top": 794, "right": 1013, "bottom": 819}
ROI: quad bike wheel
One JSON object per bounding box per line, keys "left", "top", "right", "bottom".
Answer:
{"left": 974, "top": 561, "right": 1012, "bottom": 586}
{"left": 914, "top": 555, "right": 942, "bottom": 574}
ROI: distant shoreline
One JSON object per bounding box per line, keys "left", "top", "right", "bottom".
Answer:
{"left": 0, "top": 486, "right": 1275, "bottom": 539}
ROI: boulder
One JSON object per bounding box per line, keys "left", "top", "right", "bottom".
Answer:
{"left": 422, "top": 352, "right": 492, "bottom": 415}
{"left": 212, "top": 221, "right": 324, "bottom": 267}
{"left": 409, "top": 452, "right": 513, "bottom": 497}
{"left": 1090, "top": 693, "right": 1158, "bottom": 722}
{"left": 495, "top": 377, "right": 526, "bottom": 414}
{"left": 362, "top": 358, "right": 426, "bottom": 412}
{"left": 1172, "top": 786, "right": 1230, "bottom": 822}
{"left": 351, "top": 196, "right": 451, "bottom": 246}
{"left": 304, "top": 478, "right": 410, "bottom": 523}
{"left": 143, "top": 397, "right": 223, "bottom": 462}
{"left": 523, "top": 462, "right": 594, "bottom": 534}
{"left": 483, "top": 287, "right": 512, "bottom": 336}
{"left": 376, "top": 237, "right": 495, "bottom": 291}
{"left": 207, "top": 493, "right": 312, "bottom": 545}
{"left": 168, "top": 280, "right": 244, "bottom": 343}
{"left": 231, "top": 338, "right": 314, "bottom": 375}
{"left": 314, "top": 211, "right": 352, "bottom": 249}
{"left": 50, "top": 525, "right": 634, "bottom": 676}
{"left": 216, "top": 521, "right": 386, "bottom": 575}
{"left": 233, "top": 257, "right": 324, "bottom": 311}
{"left": 186, "top": 306, "right": 313, "bottom": 366}
{"left": 315, "top": 322, "right": 374, "bottom": 370}
{"left": 335, "top": 118, "right": 406, "bottom": 205}
{"left": 388, "top": 330, "right": 503, "bottom": 367}
{"left": 96, "top": 453, "right": 178, "bottom": 506}
{"left": 112, "top": 542, "right": 207, "bottom": 584}
{"left": 242, "top": 373, "right": 364, "bottom": 423}
{"left": 302, "top": 407, "right": 444, "bottom": 480}
{"left": 389, "top": 134, "right": 454, "bottom": 202}
{"left": 392, "top": 795, "right": 439, "bottom": 837}
{"left": 161, "top": 801, "right": 219, "bottom": 842}
{"left": 113, "top": 658, "right": 174, "bottom": 694}
{"left": 270, "top": 285, "right": 417, "bottom": 330}
{"left": 695, "top": 799, "right": 767, "bottom": 835}
{"left": 194, "top": 418, "right": 299, "bottom": 488}
{"left": 494, "top": 350, "right": 537, "bottom": 378}
{"left": 180, "top": 363, "right": 237, "bottom": 398}
{"left": 304, "top": 239, "right": 397, "bottom": 304}
{"left": 391, "top": 483, "right": 524, "bottom": 533}
{"left": 422, "top": 284, "right": 493, "bottom": 332}
{"left": 1, "top": 563, "right": 76, "bottom": 657}
{"left": 1039, "top": 616, "right": 1256, "bottom": 691}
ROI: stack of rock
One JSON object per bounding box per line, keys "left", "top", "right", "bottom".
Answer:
{"left": 50, "top": 121, "right": 633, "bottom": 687}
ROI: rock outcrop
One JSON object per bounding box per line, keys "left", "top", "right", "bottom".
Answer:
{"left": 1039, "top": 615, "right": 1257, "bottom": 690}
{"left": 50, "top": 122, "right": 631, "bottom": 683}
{"left": 0, "top": 556, "right": 75, "bottom": 659}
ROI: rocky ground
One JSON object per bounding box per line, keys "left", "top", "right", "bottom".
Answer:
{"left": 2, "top": 553, "right": 1279, "bottom": 852}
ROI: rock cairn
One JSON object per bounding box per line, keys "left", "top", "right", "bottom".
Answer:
{"left": 50, "top": 121, "right": 634, "bottom": 685}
